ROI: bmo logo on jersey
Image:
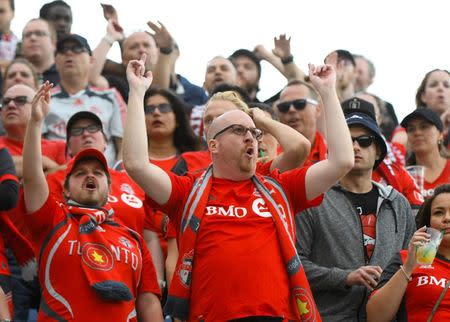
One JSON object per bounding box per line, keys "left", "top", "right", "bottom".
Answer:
{"left": 205, "top": 198, "right": 285, "bottom": 219}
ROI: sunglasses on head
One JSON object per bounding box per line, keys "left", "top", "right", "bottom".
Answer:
{"left": 1, "top": 96, "right": 30, "bottom": 108}
{"left": 276, "top": 98, "right": 318, "bottom": 113}
{"left": 69, "top": 124, "right": 101, "bottom": 137}
{"left": 144, "top": 103, "right": 172, "bottom": 115}
{"left": 213, "top": 124, "right": 263, "bottom": 140}
{"left": 58, "top": 44, "right": 88, "bottom": 55}
{"left": 351, "top": 135, "right": 376, "bottom": 148}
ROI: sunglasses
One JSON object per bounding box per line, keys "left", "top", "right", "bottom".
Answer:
{"left": 69, "top": 124, "right": 102, "bottom": 137}
{"left": 351, "top": 135, "right": 376, "bottom": 148}
{"left": 277, "top": 98, "right": 317, "bottom": 113}
{"left": 1, "top": 96, "right": 30, "bottom": 108}
{"left": 58, "top": 44, "right": 88, "bottom": 55}
{"left": 144, "top": 103, "right": 172, "bottom": 115}
{"left": 276, "top": 98, "right": 318, "bottom": 113}
{"left": 213, "top": 124, "right": 263, "bottom": 140}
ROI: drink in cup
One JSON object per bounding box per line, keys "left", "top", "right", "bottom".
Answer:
{"left": 416, "top": 227, "right": 444, "bottom": 266}
{"left": 405, "top": 165, "right": 425, "bottom": 197}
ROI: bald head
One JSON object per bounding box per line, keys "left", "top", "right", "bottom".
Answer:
{"left": 4, "top": 83, "right": 36, "bottom": 98}
{"left": 207, "top": 109, "right": 253, "bottom": 141}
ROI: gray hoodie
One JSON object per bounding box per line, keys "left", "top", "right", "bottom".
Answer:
{"left": 295, "top": 182, "right": 416, "bottom": 321}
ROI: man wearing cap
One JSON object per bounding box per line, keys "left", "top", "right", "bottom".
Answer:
{"left": 342, "top": 97, "right": 423, "bottom": 212}
{"left": 229, "top": 49, "right": 261, "bottom": 102}
{"left": 43, "top": 33, "right": 126, "bottom": 166}
{"left": 295, "top": 103, "right": 416, "bottom": 321}
{"left": 22, "top": 83, "right": 163, "bottom": 321}
{"left": 46, "top": 110, "right": 166, "bottom": 288}
{"left": 21, "top": 18, "right": 60, "bottom": 85}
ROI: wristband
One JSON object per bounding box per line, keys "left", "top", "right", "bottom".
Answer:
{"left": 399, "top": 265, "right": 412, "bottom": 282}
{"left": 103, "top": 35, "right": 115, "bottom": 46}
{"left": 281, "top": 54, "right": 294, "bottom": 65}
{"left": 159, "top": 46, "right": 173, "bottom": 55}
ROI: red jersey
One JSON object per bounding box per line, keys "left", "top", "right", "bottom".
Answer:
{"left": 146, "top": 167, "right": 323, "bottom": 321}
{"left": 0, "top": 136, "right": 67, "bottom": 165}
{"left": 423, "top": 160, "right": 450, "bottom": 198}
{"left": 373, "top": 250, "right": 450, "bottom": 322}
{"left": 304, "top": 132, "right": 327, "bottom": 166}
{"left": 26, "top": 196, "right": 160, "bottom": 321}
{"left": 373, "top": 161, "right": 424, "bottom": 207}
{"left": 46, "top": 168, "right": 146, "bottom": 234}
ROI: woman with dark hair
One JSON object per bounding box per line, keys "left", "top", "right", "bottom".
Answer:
{"left": 367, "top": 184, "right": 450, "bottom": 321}
{"left": 401, "top": 107, "right": 449, "bottom": 198}
{"left": 143, "top": 88, "right": 201, "bottom": 288}
{"left": 144, "top": 87, "right": 201, "bottom": 155}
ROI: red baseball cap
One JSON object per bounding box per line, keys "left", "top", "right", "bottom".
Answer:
{"left": 66, "top": 148, "right": 109, "bottom": 176}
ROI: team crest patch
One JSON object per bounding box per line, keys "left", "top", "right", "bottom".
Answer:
{"left": 293, "top": 287, "right": 316, "bottom": 322}
{"left": 82, "top": 243, "right": 114, "bottom": 271}
{"left": 121, "top": 193, "right": 143, "bottom": 209}
{"left": 120, "top": 183, "right": 135, "bottom": 195}
{"left": 118, "top": 236, "right": 133, "bottom": 249}
{"left": 178, "top": 250, "right": 194, "bottom": 288}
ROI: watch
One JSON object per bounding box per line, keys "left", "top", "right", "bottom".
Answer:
{"left": 159, "top": 46, "right": 173, "bottom": 55}
{"left": 281, "top": 54, "right": 294, "bottom": 65}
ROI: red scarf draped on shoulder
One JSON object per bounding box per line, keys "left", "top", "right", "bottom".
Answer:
{"left": 165, "top": 166, "right": 321, "bottom": 321}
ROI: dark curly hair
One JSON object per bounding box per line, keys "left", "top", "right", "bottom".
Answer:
{"left": 417, "top": 184, "right": 450, "bottom": 228}
{"left": 144, "top": 88, "right": 201, "bottom": 153}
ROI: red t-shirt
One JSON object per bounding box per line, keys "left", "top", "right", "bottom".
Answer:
{"left": 27, "top": 196, "right": 160, "bottom": 321}
{"left": 146, "top": 167, "right": 323, "bottom": 321}
{"left": 304, "top": 132, "right": 327, "bottom": 166}
{"left": 46, "top": 168, "right": 146, "bottom": 234}
{"left": 0, "top": 136, "right": 67, "bottom": 165}
{"left": 423, "top": 160, "right": 450, "bottom": 198}
{"left": 373, "top": 250, "right": 450, "bottom": 322}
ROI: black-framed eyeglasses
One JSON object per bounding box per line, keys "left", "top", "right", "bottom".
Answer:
{"left": 58, "top": 44, "right": 88, "bottom": 55}
{"left": 277, "top": 98, "right": 318, "bottom": 113}
{"left": 351, "top": 135, "right": 375, "bottom": 148}
{"left": 69, "top": 124, "right": 101, "bottom": 137}
{"left": 0, "top": 96, "right": 30, "bottom": 108}
{"left": 144, "top": 103, "right": 172, "bottom": 115}
{"left": 212, "top": 124, "right": 263, "bottom": 140}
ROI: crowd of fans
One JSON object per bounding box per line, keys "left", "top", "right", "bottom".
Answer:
{"left": 0, "top": 0, "right": 448, "bottom": 321}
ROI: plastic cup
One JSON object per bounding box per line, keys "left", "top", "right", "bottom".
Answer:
{"left": 405, "top": 165, "right": 425, "bottom": 196}
{"left": 416, "top": 227, "right": 444, "bottom": 266}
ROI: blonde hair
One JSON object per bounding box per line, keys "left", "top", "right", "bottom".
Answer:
{"left": 206, "top": 91, "right": 250, "bottom": 114}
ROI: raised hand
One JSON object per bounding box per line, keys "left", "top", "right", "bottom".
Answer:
{"left": 272, "top": 34, "right": 292, "bottom": 60}
{"left": 253, "top": 44, "right": 273, "bottom": 61}
{"left": 126, "top": 54, "right": 153, "bottom": 93}
{"left": 147, "top": 20, "right": 173, "bottom": 50}
{"left": 106, "top": 19, "right": 124, "bottom": 41}
{"left": 308, "top": 63, "right": 336, "bottom": 95}
{"left": 101, "top": 3, "right": 119, "bottom": 22}
{"left": 30, "top": 81, "right": 53, "bottom": 123}
{"left": 404, "top": 226, "right": 431, "bottom": 272}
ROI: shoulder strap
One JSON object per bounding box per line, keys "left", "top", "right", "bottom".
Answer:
{"left": 427, "top": 278, "right": 450, "bottom": 322}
